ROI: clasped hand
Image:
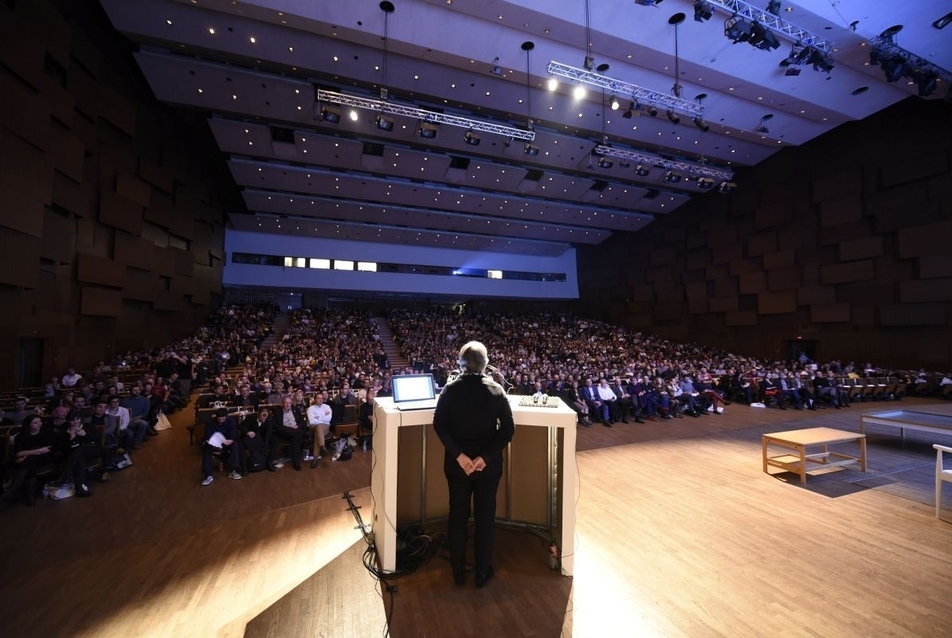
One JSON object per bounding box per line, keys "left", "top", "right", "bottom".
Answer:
{"left": 456, "top": 453, "right": 486, "bottom": 475}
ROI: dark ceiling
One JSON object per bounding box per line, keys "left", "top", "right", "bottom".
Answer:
{"left": 99, "top": 0, "right": 950, "bottom": 257}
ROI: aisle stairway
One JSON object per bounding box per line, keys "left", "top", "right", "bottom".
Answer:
{"left": 373, "top": 317, "right": 410, "bottom": 370}
{"left": 258, "top": 311, "right": 292, "bottom": 351}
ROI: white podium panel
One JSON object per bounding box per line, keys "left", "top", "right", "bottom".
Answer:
{"left": 370, "top": 396, "right": 577, "bottom": 576}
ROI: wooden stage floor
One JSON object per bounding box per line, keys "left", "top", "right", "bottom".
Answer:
{"left": 1, "top": 398, "right": 950, "bottom": 637}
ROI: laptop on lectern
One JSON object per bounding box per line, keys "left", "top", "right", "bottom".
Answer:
{"left": 392, "top": 374, "right": 438, "bottom": 411}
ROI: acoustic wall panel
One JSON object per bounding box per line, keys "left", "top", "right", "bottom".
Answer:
{"left": 739, "top": 272, "right": 767, "bottom": 295}
{"left": 839, "top": 236, "right": 884, "bottom": 262}
{"left": 812, "top": 167, "right": 862, "bottom": 203}
{"left": 80, "top": 286, "right": 122, "bottom": 317}
{"left": 99, "top": 189, "right": 143, "bottom": 235}
{"left": 0, "top": 14, "right": 45, "bottom": 90}
{"left": 899, "top": 278, "right": 952, "bottom": 303}
{"left": 880, "top": 149, "right": 949, "bottom": 189}
{"left": 40, "top": 209, "right": 75, "bottom": 263}
{"left": 113, "top": 233, "right": 155, "bottom": 271}
{"left": 879, "top": 303, "right": 946, "bottom": 326}
{"left": 810, "top": 303, "right": 850, "bottom": 323}
{"left": 797, "top": 286, "right": 837, "bottom": 306}
{"left": 725, "top": 310, "right": 758, "bottom": 326}
{"left": 0, "top": 186, "right": 45, "bottom": 238}
{"left": 754, "top": 200, "right": 794, "bottom": 230}
{"left": 0, "top": 74, "right": 52, "bottom": 152}
{"left": 709, "top": 297, "right": 739, "bottom": 313}
{"left": 919, "top": 253, "right": 952, "bottom": 279}
{"left": 819, "top": 260, "right": 875, "bottom": 285}
{"left": 746, "top": 231, "right": 777, "bottom": 257}
{"left": 757, "top": 291, "right": 797, "bottom": 315}
{"left": 77, "top": 253, "right": 126, "bottom": 288}
{"left": 138, "top": 157, "right": 174, "bottom": 193}
{"left": 116, "top": 170, "right": 151, "bottom": 208}
{"left": 50, "top": 127, "right": 85, "bottom": 183}
{"left": 897, "top": 220, "right": 952, "bottom": 259}
{"left": 767, "top": 267, "right": 800, "bottom": 292}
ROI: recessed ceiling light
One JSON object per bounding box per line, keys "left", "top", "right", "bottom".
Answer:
{"left": 250, "top": 37, "right": 256, "bottom": 43}
{"left": 208, "top": 27, "right": 215, "bottom": 34}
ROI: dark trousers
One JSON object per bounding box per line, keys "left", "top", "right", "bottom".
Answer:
{"left": 447, "top": 475, "right": 501, "bottom": 578}
{"left": 241, "top": 433, "right": 268, "bottom": 473}
{"left": 202, "top": 442, "right": 240, "bottom": 476}
{"left": 59, "top": 445, "right": 101, "bottom": 488}
{"left": 269, "top": 425, "right": 303, "bottom": 466}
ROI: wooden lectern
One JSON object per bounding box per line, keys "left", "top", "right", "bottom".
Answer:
{"left": 370, "top": 395, "right": 577, "bottom": 576}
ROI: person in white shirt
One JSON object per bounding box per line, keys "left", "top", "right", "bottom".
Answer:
{"left": 105, "top": 395, "right": 143, "bottom": 450}
{"left": 61, "top": 368, "right": 82, "bottom": 388}
{"left": 306, "top": 393, "right": 333, "bottom": 465}
{"left": 595, "top": 378, "right": 620, "bottom": 424}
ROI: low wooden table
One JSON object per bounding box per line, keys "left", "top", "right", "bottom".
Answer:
{"left": 762, "top": 427, "right": 866, "bottom": 485}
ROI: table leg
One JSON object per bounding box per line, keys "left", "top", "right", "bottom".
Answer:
{"left": 799, "top": 444, "right": 807, "bottom": 485}
{"left": 762, "top": 437, "right": 768, "bottom": 474}
{"left": 859, "top": 436, "right": 867, "bottom": 472}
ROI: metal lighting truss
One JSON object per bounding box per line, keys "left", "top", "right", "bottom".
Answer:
{"left": 707, "top": 0, "right": 834, "bottom": 53}
{"left": 316, "top": 89, "right": 536, "bottom": 141}
{"left": 868, "top": 36, "right": 952, "bottom": 86}
{"left": 546, "top": 61, "right": 703, "bottom": 117}
{"left": 593, "top": 145, "right": 734, "bottom": 182}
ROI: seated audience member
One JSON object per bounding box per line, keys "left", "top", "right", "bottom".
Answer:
{"left": 234, "top": 385, "right": 260, "bottom": 410}
{"left": 121, "top": 385, "right": 155, "bottom": 440}
{"left": 582, "top": 377, "right": 610, "bottom": 427}
{"left": 610, "top": 376, "right": 634, "bottom": 423}
{"left": 358, "top": 387, "right": 376, "bottom": 443}
{"left": 792, "top": 372, "right": 817, "bottom": 410}
{"left": 270, "top": 396, "right": 305, "bottom": 471}
{"left": 7, "top": 397, "right": 34, "bottom": 426}
{"left": 306, "top": 393, "right": 333, "bottom": 466}
{"left": 2, "top": 415, "right": 54, "bottom": 506}
{"left": 596, "top": 377, "right": 621, "bottom": 424}
{"left": 44, "top": 376, "right": 62, "bottom": 398}
{"left": 61, "top": 367, "right": 82, "bottom": 388}
{"left": 759, "top": 374, "right": 785, "bottom": 409}
{"left": 678, "top": 376, "right": 706, "bottom": 416}
{"left": 201, "top": 408, "right": 241, "bottom": 486}
{"left": 266, "top": 382, "right": 286, "bottom": 406}
{"left": 564, "top": 379, "right": 592, "bottom": 426}
{"left": 777, "top": 373, "right": 803, "bottom": 410}
{"left": 106, "top": 395, "right": 146, "bottom": 450}
{"left": 813, "top": 371, "right": 843, "bottom": 408}
{"left": 50, "top": 411, "right": 99, "bottom": 497}
{"left": 627, "top": 377, "right": 652, "bottom": 422}
{"left": 239, "top": 407, "right": 272, "bottom": 474}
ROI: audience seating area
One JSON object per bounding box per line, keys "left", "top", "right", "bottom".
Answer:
{"left": 3, "top": 302, "right": 951, "bottom": 507}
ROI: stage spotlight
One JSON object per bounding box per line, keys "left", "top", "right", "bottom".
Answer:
{"left": 879, "top": 56, "right": 905, "bottom": 82}
{"left": 524, "top": 143, "right": 540, "bottom": 156}
{"left": 349, "top": 109, "right": 359, "bottom": 122}
{"left": 664, "top": 170, "right": 682, "bottom": 183}
{"left": 375, "top": 114, "right": 394, "bottom": 131}
{"left": 418, "top": 122, "right": 438, "bottom": 139}
{"left": 573, "top": 84, "right": 587, "bottom": 100}
{"left": 808, "top": 49, "right": 835, "bottom": 73}
{"left": 547, "top": 76, "right": 558, "bottom": 91}
{"left": 646, "top": 104, "right": 658, "bottom": 117}
{"left": 598, "top": 157, "right": 614, "bottom": 169}
{"left": 725, "top": 16, "right": 753, "bottom": 44}
{"left": 693, "top": 1, "right": 714, "bottom": 22}
{"left": 319, "top": 105, "right": 341, "bottom": 123}
{"left": 610, "top": 95, "right": 621, "bottom": 110}
{"left": 766, "top": 1, "right": 781, "bottom": 16}
{"left": 666, "top": 108, "right": 680, "bottom": 124}
{"left": 697, "top": 177, "right": 715, "bottom": 189}
{"left": 718, "top": 181, "right": 737, "bottom": 194}
{"left": 622, "top": 101, "right": 635, "bottom": 119}
{"left": 634, "top": 165, "right": 651, "bottom": 177}
{"left": 464, "top": 130, "right": 481, "bottom": 146}
{"left": 692, "top": 115, "right": 709, "bottom": 132}
{"left": 749, "top": 23, "right": 781, "bottom": 51}
{"left": 917, "top": 74, "right": 938, "bottom": 97}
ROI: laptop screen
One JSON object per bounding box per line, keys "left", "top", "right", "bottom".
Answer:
{"left": 392, "top": 374, "right": 436, "bottom": 403}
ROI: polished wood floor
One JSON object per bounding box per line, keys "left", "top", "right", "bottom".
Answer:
{"left": 1, "top": 397, "right": 950, "bottom": 637}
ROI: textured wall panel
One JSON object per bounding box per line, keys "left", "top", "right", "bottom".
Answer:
{"left": 172, "top": 247, "right": 194, "bottom": 277}
{"left": 767, "top": 267, "right": 800, "bottom": 292}
{"left": 77, "top": 253, "right": 126, "bottom": 288}
{"left": 80, "top": 286, "right": 122, "bottom": 317}
{"left": 713, "top": 276, "right": 739, "bottom": 298}
{"left": 98, "top": 85, "right": 137, "bottom": 137}
{"left": 646, "top": 266, "right": 674, "bottom": 283}
{"left": 899, "top": 278, "right": 952, "bottom": 303}
{"left": 685, "top": 281, "right": 709, "bottom": 298}
{"left": 725, "top": 310, "right": 758, "bottom": 326}
{"left": 919, "top": 253, "right": 952, "bottom": 279}
{"left": 708, "top": 225, "right": 738, "bottom": 246}
{"left": 819, "top": 260, "right": 874, "bottom": 285}
{"left": 0, "top": 15, "right": 45, "bottom": 90}
{"left": 879, "top": 303, "right": 946, "bottom": 326}
{"left": 49, "top": 127, "right": 85, "bottom": 183}
{"left": 0, "top": 128, "right": 53, "bottom": 207}
{"left": 746, "top": 231, "right": 777, "bottom": 257}
{"left": 0, "top": 74, "right": 52, "bottom": 151}
{"left": 0, "top": 186, "right": 45, "bottom": 237}
{"left": 709, "top": 297, "right": 739, "bottom": 313}
{"left": 757, "top": 291, "right": 797, "bottom": 315}
{"left": 0, "top": 228, "right": 41, "bottom": 288}
{"left": 730, "top": 258, "right": 762, "bottom": 277}
{"left": 40, "top": 210, "right": 75, "bottom": 263}
{"left": 649, "top": 247, "right": 676, "bottom": 267}
{"left": 687, "top": 296, "right": 709, "bottom": 314}
{"left": 739, "top": 271, "right": 767, "bottom": 295}
{"left": 99, "top": 189, "right": 143, "bottom": 235}
{"left": 711, "top": 242, "right": 741, "bottom": 266}
{"left": 839, "top": 236, "right": 884, "bottom": 262}
{"left": 810, "top": 303, "right": 850, "bottom": 323}
{"left": 116, "top": 170, "right": 151, "bottom": 208}
{"left": 812, "top": 167, "right": 862, "bottom": 203}
{"left": 881, "top": 149, "right": 949, "bottom": 189}
{"left": 819, "top": 194, "right": 862, "bottom": 227}
{"left": 797, "top": 286, "right": 836, "bottom": 306}
{"left": 653, "top": 302, "right": 685, "bottom": 322}
{"left": 123, "top": 267, "right": 158, "bottom": 302}
{"left": 68, "top": 61, "right": 100, "bottom": 121}
{"left": 139, "top": 157, "right": 174, "bottom": 193}
{"left": 754, "top": 200, "right": 794, "bottom": 230}
{"left": 685, "top": 249, "right": 711, "bottom": 272}
{"left": 868, "top": 184, "right": 935, "bottom": 234}
{"left": 763, "top": 250, "right": 795, "bottom": 270}
{"left": 897, "top": 220, "right": 952, "bottom": 259}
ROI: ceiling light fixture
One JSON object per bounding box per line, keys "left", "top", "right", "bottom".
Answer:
{"left": 666, "top": 107, "right": 680, "bottom": 124}
{"left": 418, "top": 121, "right": 438, "bottom": 139}
{"left": 610, "top": 95, "right": 621, "bottom": 110}
{"left": 756, "top": 113, "right": 772, "bottom": 133}
{"left": 868, "top": 26, "right": 951, "bottom": 95}
{"left": 375, "top": 113, "right": 394, "bottom": 131}
{"left": 317, "top": 90, "right": 535, "bottom": 141}
{"left": 707, "top": 0, "right": 833, "bottom": 54}
{"left": 670, "top": 12, "right": 686, "bottom": 99}
{"left": 319, "top": 105, "right": 341, "bottom": 123}
{"left": 634, "top": 164, "right": 651, "bottom": 177}
{"left": 693, "top": 1, "right": 714, "bottom": 22}
{"left": 547, "top": 61, "right": 702, "bottom": 117}
{"left": 594, "top": 145, "right": 733, "bottom": 183}
{"left": 464, "top": 130, "right": 481, "bottom": 146}
{"left": 524, "top": 144, "right": 540, "bottom": 156}
{"left": 766, "top": 1, "right": 781, "bottom": 17}
{"left": 692, "top": 115, "right": 709, "bottom": 132}
{"left": 664, "top": 170, "right": 682, "bottom": 184}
